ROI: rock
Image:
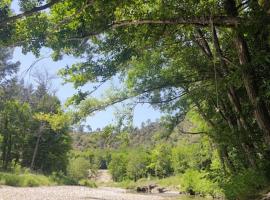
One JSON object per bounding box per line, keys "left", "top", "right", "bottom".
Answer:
{"left": 136, "top": 184, "right": 157, "bottom": 193}
{"left": 187, "top": 189, "right": 196, "bottom": 195}
{"left": 152, "top": 187, "right": 167, "bottom": 194}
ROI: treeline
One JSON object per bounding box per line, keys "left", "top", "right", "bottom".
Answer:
{"left": 71, "top": 117, "right": 269, "bottom": 199}
{"left": 0, "top": 49, "right": 71, "bottom": 173}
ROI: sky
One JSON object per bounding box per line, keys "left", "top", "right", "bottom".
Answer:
{"left": 12, "top": 43, "right": 161, "bottom": 131}
{"left": 10, "top": 1, "right": 162, "bottom": 130}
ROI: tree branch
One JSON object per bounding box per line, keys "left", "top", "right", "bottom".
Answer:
{"left": 0, "top": 0, "right": 62, "bottom": 26}
{"left": 195, "top": 28, "right": 213, "bottom": 58}
{"left": 67, "top": 16, "right": 240, "bottom": 41}
{"left": 112, "top": 16, "right": 240, "bottom": 28}
{"left": 179, "top": 129, "right": 208, "bottom": 135}
{"left": 135, "top": 93, "right": 187, "bottom": 104}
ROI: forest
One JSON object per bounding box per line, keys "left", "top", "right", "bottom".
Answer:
{"left": 0, "top": 0, "right": 270, "bottom": 200}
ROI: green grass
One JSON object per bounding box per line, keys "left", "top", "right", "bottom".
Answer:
{"left": 102, "top": 179, "right": 138, "bottom": 189}
{"left": 0, "top": 172, "right": 55, "bottom": 187}
{"left": 0, "top": 172, "right": 98, "bottom": 188}
{"left": 102, "top": 176, "right": 182, "bottom": 190}
{"left": 103, "top": 173, "right": 223, "bottom": 198}
{"left": 78, "top": 179, "right": 97, "bottom": 188}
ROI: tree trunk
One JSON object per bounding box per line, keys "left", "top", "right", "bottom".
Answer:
{"left": 2, "top": 117, "right": 8, "bottom": 170}
{"left": 220, "top": 145, "right": 236, "bottom": 173}
{"left": 211, "top": 23, "right": 250, "bottom": 131}
{"left": 224, "top": 0, "right": 270, "bottom": 144}
{"left": 227, "top": 87, "right": 248, "bottom": 130}
{"left": 30, "top": 123, "right": 44, "bottom": 170}
{"left": 236, "top": 30, "right": 270, "bottom": 143}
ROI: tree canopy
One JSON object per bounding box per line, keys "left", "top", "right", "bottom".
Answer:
{"left": 1, "top": 0, "right": 270, "bottom": 198}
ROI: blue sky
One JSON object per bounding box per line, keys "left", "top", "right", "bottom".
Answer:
{"left": 13, "top": 47, "right": 161, "bottom": 130}
{"left": 10, "top": 1, "right": 162, "bottom": 130}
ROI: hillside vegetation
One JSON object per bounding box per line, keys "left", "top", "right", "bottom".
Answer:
{"left": 70, "top": 116, "right": 269, "bottom": 199}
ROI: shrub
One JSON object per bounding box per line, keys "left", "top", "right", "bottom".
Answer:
{"left": 223, "top": 169, "right": 268, "bottom": 200}
{"left": 180, "top": 169, "right": 223, "bottom": 197}
{"left": 67, "top": 157, "right": 90, "bottom": 181}
{"left": 0, "top": 172, "right": 54, "bottom": 187}
{"left": 126, "top": 150, "right": 150, "bottom": 181}
{"left": 108, "top": 152, "right": 128, "bottom": 182}
{"left": 149, "top": 144, "right": 173, "bottom": 178}
{"left": 50, "top": 171, "right": 77, "bottom": 185}
{"left": 2, "top": 174, "right": 21, "bottom": 186}
{"left": 78, "top": 179, "right": 97, "bottom": 187}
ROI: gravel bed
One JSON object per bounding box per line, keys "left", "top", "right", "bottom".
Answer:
{"left": 0, "top": 186, "right": 166, "bottom": 200}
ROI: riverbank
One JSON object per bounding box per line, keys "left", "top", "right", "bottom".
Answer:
{"left": 0, "top": 186, "right": 181, "bottom": 200}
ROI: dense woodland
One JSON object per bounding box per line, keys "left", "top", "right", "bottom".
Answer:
{"left": 0, "top": 49, "right": 71, "bottom": 173}
{"left": 0, "top": 0, "right": 270, "bottom": 199}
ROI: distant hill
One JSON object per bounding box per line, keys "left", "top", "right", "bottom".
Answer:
{"left": 70, "top": 118, "right": 200, "bottom": 151}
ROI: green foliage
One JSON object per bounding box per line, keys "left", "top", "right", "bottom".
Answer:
{"left": 172, "top": 137, "right": 212, "bottom": 174}
{"left": 105, "top": 179, "right": 138, "bottom": 190}
{"left": 180, "top": 169, "right": 223, "bottom": 198}
{"left": 108, "top": 152, "right": 128, "bottom": 182}
{"left": 172, "top": 141, "right": 200, "bottom": 173}
{"left": 0, "top": 172, "right": 54, "bottom": 187}
{"left": 0, "top": 100, "right": 31, "bottom": 170}
{"left": 126, "top": 149, "right": 150, "bottom": 181}
{"left": 149, "top": 144, "right": 173, "bottom": 178}
{"left": 49, "top": 171, "right": 77, "bottom": 185}
{"left": 0, "top": 1, "right": 270, "bottom": 199}
{"left": 223, "top": 169, "right": 269, "bottom": 200}
{"left": 78, "top": 179, "right": 97, "bottom": 188}
{"left": 67, "top": 157, "right": 90, "bottom": 181}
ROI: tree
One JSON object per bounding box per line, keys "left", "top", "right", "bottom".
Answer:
{"left": 44, "top": 0, "right": 269, "bottom": 172}
{"left": 126, "top": 149, "right": 150, "bottom": 181}
{"left": 67, "top": 157, "right": 90, "bottom": 181}
{"left": 108, "top": 152, "right": 128, "bottom": 182}
{"left": 0, "top": 100, "right": 31, "bottom": 170}
{"left": 149, "top": 144, "right": 173, "bottom": 178}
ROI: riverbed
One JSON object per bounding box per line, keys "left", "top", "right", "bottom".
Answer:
{"left": 0, "top": 186, "right": 210, "bottom": 200}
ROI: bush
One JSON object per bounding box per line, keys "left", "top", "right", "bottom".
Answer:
{"left": 67, "top": 157, "right": 90, "bottom": 181}
{"left": 180, "top": 169, "right": 223, "bottom": 197}
{"left": 50, "top": 171, "right": 77, "bottom": 185}
{"left": 149, "top": 144, "right": 173, "bottom": 178}
{"left": 0, "top": 172, "right": 54, "bottom": 187}
{"left": 126, "top": 150, "right": 150, "bottom": 181}
{"left": 223, "top": 169, "right": 268, "bottom": 200}
{"left": 78, "top": 179, "right": 97, "bottom": 187}
{"left": 109, "top": 152, "right": 128, "bottom": 182}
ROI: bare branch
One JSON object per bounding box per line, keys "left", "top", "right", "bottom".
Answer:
{"left": 88, "top": 77, "right": 110, "bottom": 96}
{"left": 21, "top": 55, "right": 51, "bottom": 77}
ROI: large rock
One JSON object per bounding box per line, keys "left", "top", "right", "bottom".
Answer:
{"left": 136, "top": 184, "right": 157, "bottom": 193}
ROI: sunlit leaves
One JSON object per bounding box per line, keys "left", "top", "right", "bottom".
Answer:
{"left": 0, "top": 0, "right": 12, "bottom": 8}
{"left": 34, "top": 111, "right": 72, "bottom": 131}
{"left": 14, "top": 13, "right": 49, "bottom": 56}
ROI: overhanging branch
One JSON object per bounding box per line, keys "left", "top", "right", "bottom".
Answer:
{"left": 0, "top": 0, "right": 62, "bottom": 27}
{"left": 112, "top": 16, "right": 240, "bottom": 28}
{"left": 67, "top": 16, "right": 241, "bottom": 41}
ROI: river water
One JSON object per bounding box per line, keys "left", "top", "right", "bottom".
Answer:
{"left": 137, "top": 192, "right": 212, "bottom": 200}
